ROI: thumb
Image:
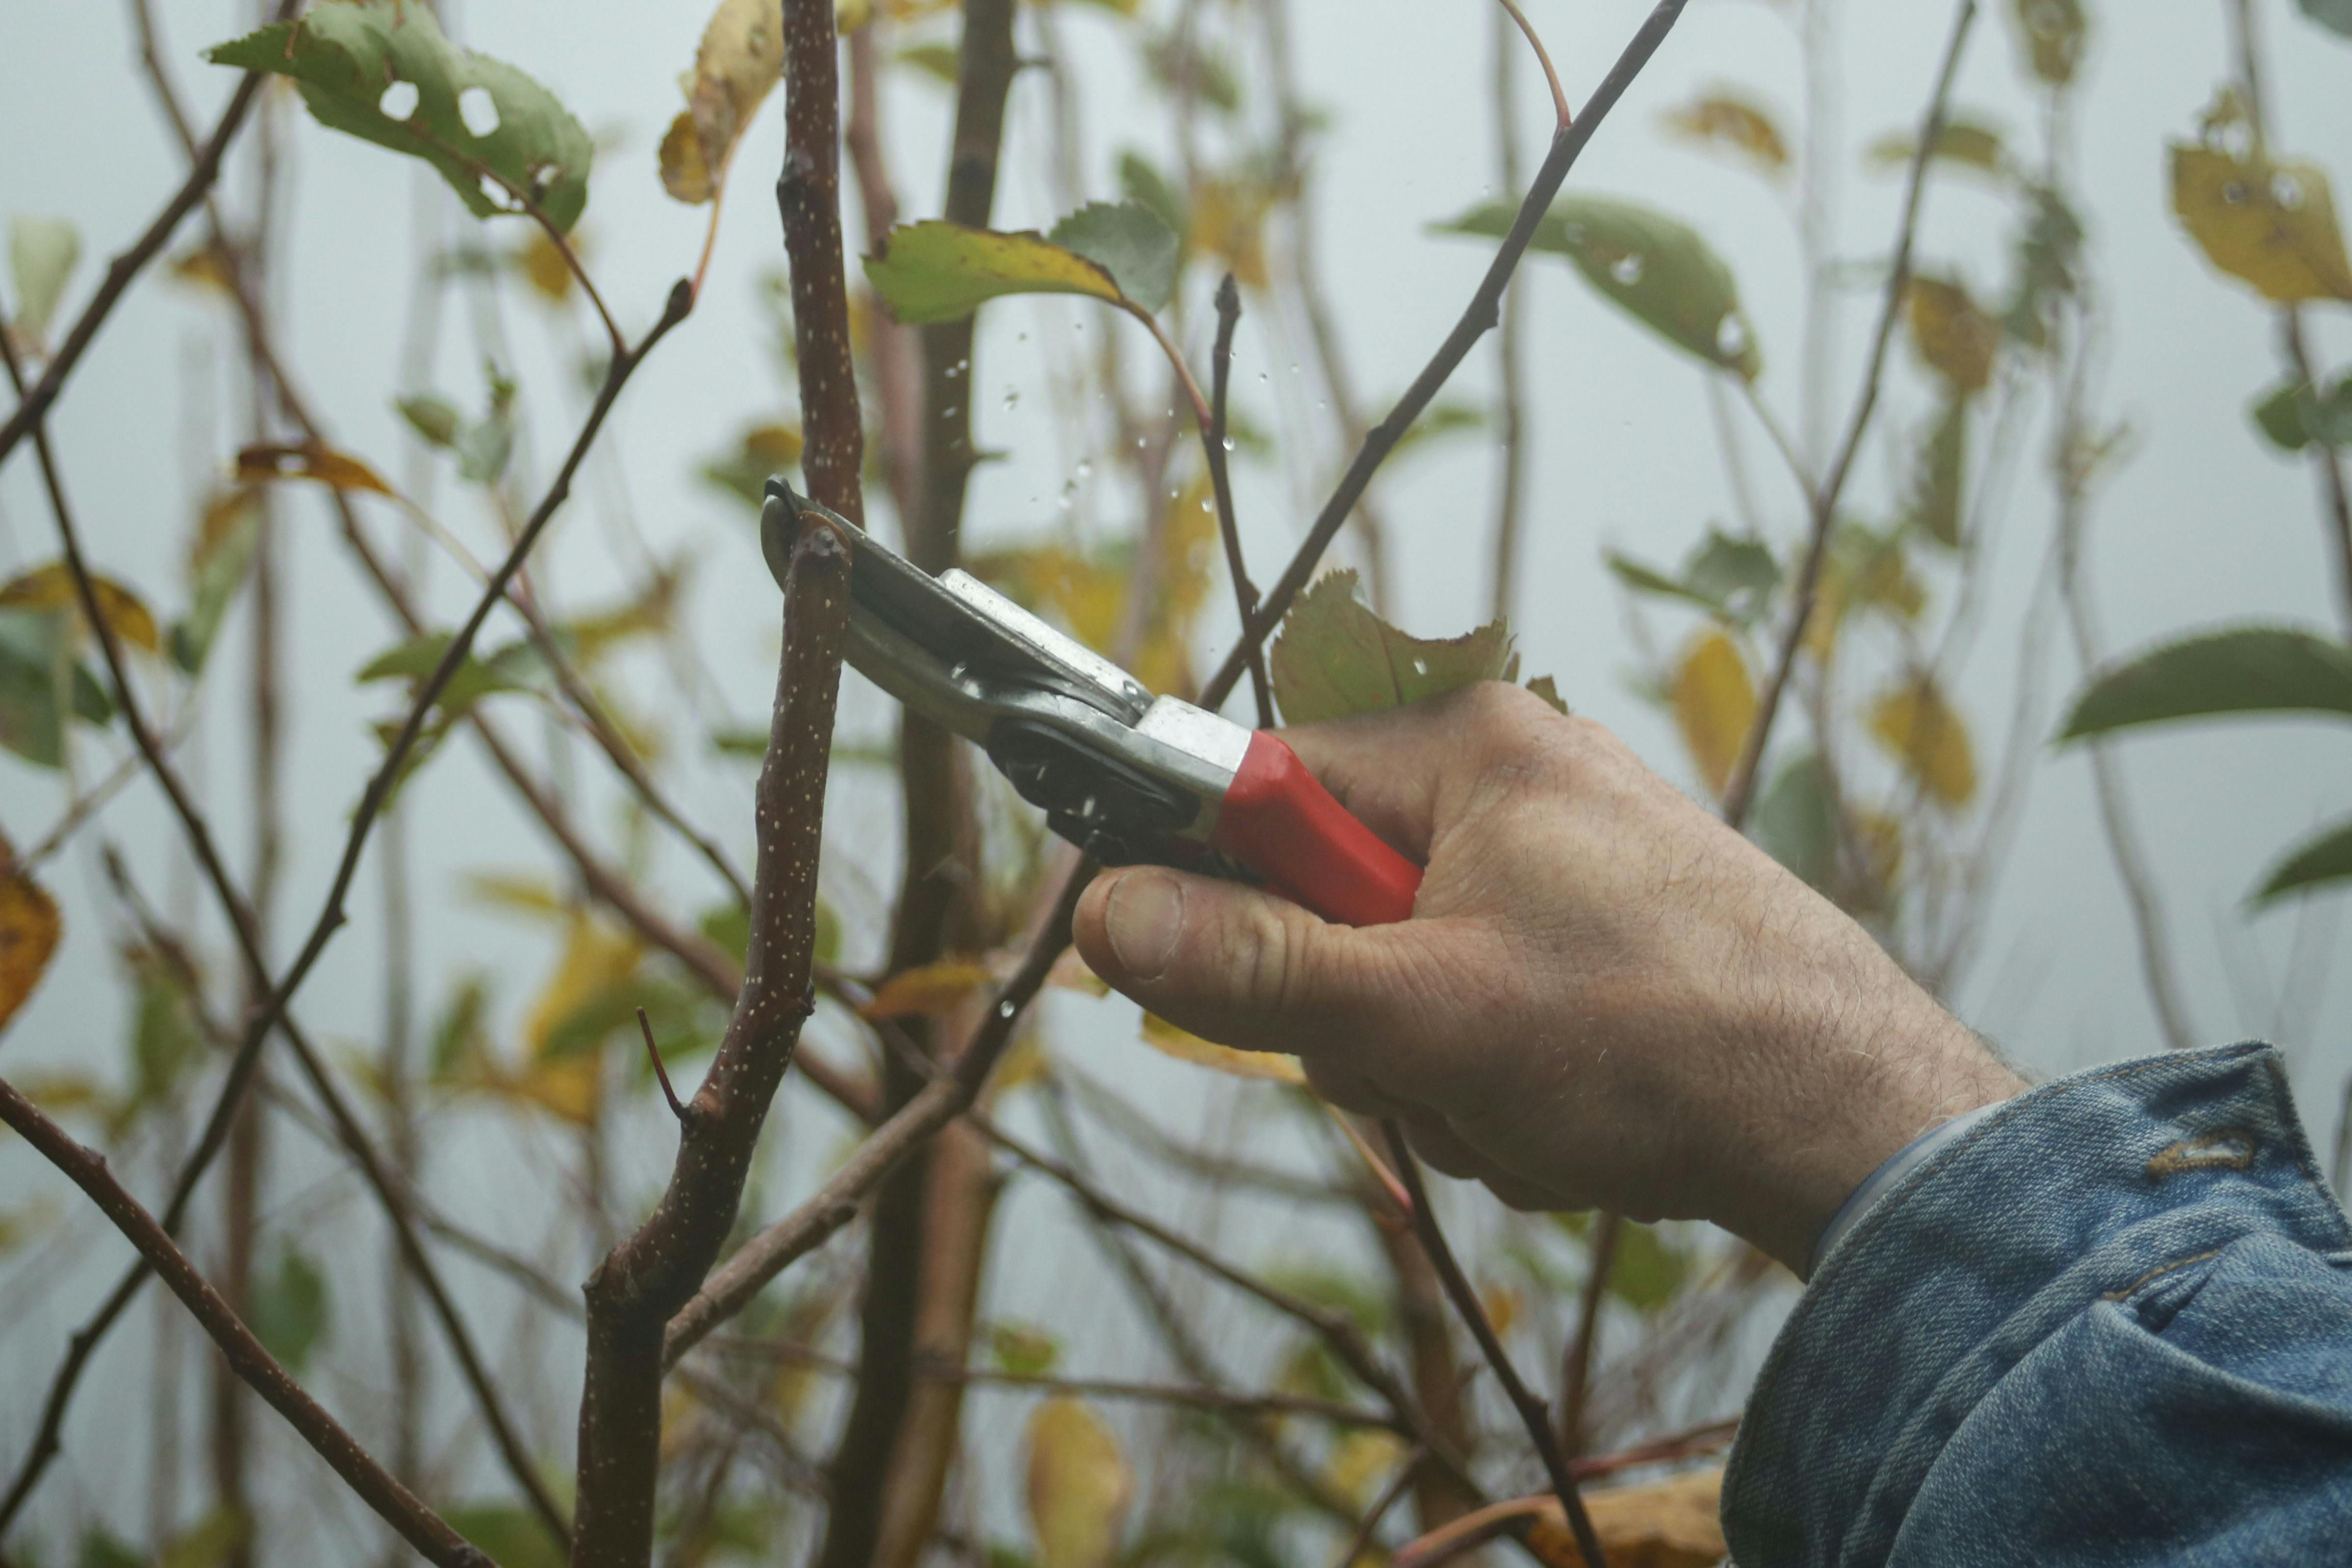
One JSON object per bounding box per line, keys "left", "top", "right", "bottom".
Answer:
{"left": 1073, "top": 866, "right": 1390, "bottom": 1056}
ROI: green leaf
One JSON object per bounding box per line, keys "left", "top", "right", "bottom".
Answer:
{"left": 171, "top": 488, "right": 264, "bottom": 674}
{"left": 865, "top": 221, "right": 1125, "bottom": 325}
{"left": 111, "top": 950, "right": 205, "bottom": 1136}
{"left": 396, "top": 394, "right": 461, "bottom": 448}
{"left": 1754, "top": 752, "right": 1837, "bottom": 890}
{"left": 1606, "top": 528, "right": 1780, "bottom": 626}
{"left": 2255, "top": 814, "right": 2352, "bottom": 904}
{"left": 1435, "top": 194, "right": 1759, "bottom": 377}
{"left": 2299, "top": 0, "right": 2352, "bottom": 39}
{"left": 990, "top": 1321, "right": 1062, "bottom": 1378}
{"left": 248, "top": 1249, "right": 330, "bottom": 1373}
{"left": 444, "top": 1505, "right": 565, "bottom": 1568}
{"left": 2004, "top": 183, "right": 2083, "bottom": 350}
{"left": 1048, "top": 201, "right": 1180, "bottom": 315}
{"left": 1384, "top": 399, "right": 1486, "bottom": 462}
{"left": 2249, "top": 375, "right": 2352, "bottom": 452}
{"left": 79, "top": 1526, "right": 148, "bottom": 1568}
{"left": 9, "top": 216, "right": 81, "bottom": 345}
{"left": 1907, "top": 395, "right": 1969, "bottom": 548}
{"left": 356, "top": 630, "right": 551, "bottom": 718}
{"left": 430, "top": 973, "right": 494, "bottom": 1080}
{"left": 0, "top": 609, "right": 110, "bottom": 769}
{"left": 207, "top": 0, "right": 593, "bottom": 232}
{"left": 2060, "top": 626, "right": 2352, "bottom": 740}
{"left": 1864, "top": 114, "right": 2010, "bottom": 179}
{"left": 2007, "top": 0, "right": 2087, "bottom": 85}
{"left": 1608, "top": 1221, "right": 1691, "bottom": 1312}
{"left": 159, "top": 1510, "right": 248, "bottom": 1568}
{"left": 1116, "top": 151, "right": 1189, "bottom": 241}
{"left": 1269, "top": 569, "right": 1517, "bottom": 726}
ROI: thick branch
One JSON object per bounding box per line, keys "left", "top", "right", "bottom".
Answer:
{"left": 1203, "top": 0, "right": 1691, "bottom": 709}
{"left": 571, "top": 519, "right": 852, "bottom": 1567}
{"left": 0, "top": 1081, "right": 489, "bottom": 1568}
{"left": 1719, "top": 0, "right": 1977, "bottom": 828}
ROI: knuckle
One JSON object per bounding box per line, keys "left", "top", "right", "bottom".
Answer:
{"left": 1231, "top": 899, "right": 1311, "bottom": 1017}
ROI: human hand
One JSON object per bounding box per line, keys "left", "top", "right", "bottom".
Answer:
{"left": 1071, "top": 684, "right": 2024, "bottom": 1273}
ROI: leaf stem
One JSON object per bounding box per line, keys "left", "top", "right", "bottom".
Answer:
{"left": 1494, "top": 0, "right": 1573, "bottom": 130}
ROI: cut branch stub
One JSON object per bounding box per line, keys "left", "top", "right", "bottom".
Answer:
{"left": 208, "top": 0, "right": 592, "bottom": 230}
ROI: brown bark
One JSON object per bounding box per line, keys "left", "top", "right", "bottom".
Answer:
{"left": 1375, "top": 1217, "right": 1481, "bottom": 1529}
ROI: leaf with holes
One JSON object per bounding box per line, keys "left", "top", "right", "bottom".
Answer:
{"left": 2060, "top": 626, "right": 2352, "bottom": 738}
{"left": 660, "top": 0, "right": 784, "bottom": 205}
{"left": 1050, "top": 201, "right": 1180, "bottom": 314}
{"left": 866, "top": 221, "right": 1128, "bottom": 325}
{"left": 1907, "top": 276, "right": 1999, "bottom": 395}
{"left": 1865, "top": 114, "right": 2009, "bottom": 180}
{"left": 7, "top": 216, "right": 80, "bottom": 350}
{"left": 1871, "top": 676, "right": 1975, "bottom": 808}
{"left": 1437, "top": 195, "right": 1759, "bottom": 377}
{"left": 207, "top": 0, "right": 593, "bottom": 231}
{"left": 1027, "top": 1397, "right": 1132, "bottom": 1568}
{"left": 1270, "top": 569, "right": 1517, "bottom": 725}
{"left": 0, "top": 834, "right": 61, "bottom": 1039}
{"left": 1139, "top": 1013, "right": 1306, "bottom": 1084}
{"left": 2255, "top": 815, "right": 2352, "bottom": 905}
{"left": 1661, "top": 90, "right": 1789, "bottom": 179}
{"left": 0, "top": 563, "right": 160, "bottom": 655}
{"left": 1670, "top": 630, "right": 1755, "bottom": 798}
{"left": 2171, "top": 143, "right": 2352, "bottom": 304}
{"left": 247, "top": 1249, "right": 331, "bottom": 1374}
{"left": 236, "top": 443, "right": 396, "bottom": 495}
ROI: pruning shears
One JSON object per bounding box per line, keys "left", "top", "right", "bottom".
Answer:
{"left": 760, "top": 480, "right": 1421, "bottom": 928}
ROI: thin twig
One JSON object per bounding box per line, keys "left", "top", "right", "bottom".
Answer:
{"left": 1719, "top": 0, "right": 1978, "bottom": 828}
{"left": 1207, "top": 275, "right": 1275, "bottom": 725}
{"left": 1203, "top": 0, "right": 1692, "bottom": 710}
{"left": 1494, "top": 0, "right": 1572, "bottom": 129}
{"left": 1382, "top": 1122, "right": 1607, "bottom": 1567}
{"left": 1489, "top": 0, "right": 1532, "bottom": 625}
{"left": 0, "top": 1080, "right": 491, "bottom": 1568}
{"left": 1328, "top": 1448, "right": 1429, "bottom": 1568}
{"left": 1558, "top": 1210, "right": 1621, "bottom": 1454}
{"left": 639, "top": 1008, "right": 687, "bottom": 1122}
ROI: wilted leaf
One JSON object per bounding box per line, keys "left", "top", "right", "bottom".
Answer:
{"left": 1907, "top": 276, "right": 1998, "bottom": 395}
{"left": 660, "top": 0, "right": 784, "bottom": 205}
{"left": 1661, "top": 90, "right": 1788, "bottom": 178}
{"left": 207, "top": 0, "right": 594, "bottom": 232}
{"left": 1669, "top": 630, "right": 1755, "bottom": 798}
{"left": 167, "top": 240, "right": 241, "bottom": 296}
{"left": 864, "top": 959, "right": 993, "bottom": 1021}
{"left": 2170, "top": 143, "right": 2352, "bottom": 304}
{"left": 1907, "top": 395, "right": 1969, "bottom": 548}
{"left": 443, "top": 1505, "right": 564, "bottom": 1568}
{"left": 1050, "top": 201, "right": 1180, "bottom": 315}
{"left": 866, "top": 221, "right": 1125, "bottom": 325}
{"left": 1026, "top": 1397, "right": 1132, "bottom": 1568}
{"left": 2254, "top": 814, "right": 2352, "bottom": 904}
{"left": 0, "top": 833, "right": 62, "bottom": 1038}
{"left": 1139, "top": 1013, "right": 1306, "bottom": 1084}
{"left": 1754, "top": 752, "right": 1837, "bottom": 890}
{"left": 1870, "top": 676, "right": 1975, "bottom": 807}
{"left": 1518, "top": 1466, "right": 1726, "bottom": 1568}
{"left": 1270, "top": 569, "right": 1516, "bottom": 725}
{"left": 0, "top": 564, "right": 160, "bottom": 655}
{"left": 247, "top": 1249, "right": 330, "bottom": 1373}
{"left": 2007, "top": 0, "right": 2086, "bottom": 85}
{"left": 8, "top": 216, "right": 80, "bottom": 348}
{"left": 0, "top": 609, "right": 112, "bottom": 768}
{"left": 1437, "top": 195, "right": 1759, "bottom": 378}
{"left": 236, "top": 442, "right": 396, "bottom": 495}
{"left": 2299, "top": 0, "right": 2352, "bottom": 38}
{"left": 703, "top": 421, "right": 806, "bottom": 505}
{"left": 2249, "top": 374, "right": 2352, "bottom": 452}
{"left": 1865, "top": 114, "right": 2009, "bottom": 179}
{"left": 2059, "top": 625, "right": 2352, "bottom": 738}
{"left": 990, "top": 1322, "right": 1062, "bottom": 1378}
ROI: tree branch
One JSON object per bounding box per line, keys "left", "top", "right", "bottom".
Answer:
{"left": 1206, "top": 275, "right": 1274, "bottom": 726}
{"left": 0, "top": 1081, "right": 491, "bottom": 1568}
{"left": 1382, "top": 1122, "right": 1607, "bottom": 1567}
{"left": 1718, "top": 0, "right": 1978, "bottom": 829}
{"left": 1202, "top": 0, "right": 1691, "bottom": 709}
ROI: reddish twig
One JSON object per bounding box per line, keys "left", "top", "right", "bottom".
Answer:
{"left": 0, "top": 1080, "right": 491, "bottom": 1568}
{"left": 1494, "top": 0, "right": 1573, "bottom": 129}
{"left": 1202, "top": 0, "right": 1691, "bottom": 709}
{"left": 1206, "top": 274, "right": 1275, "bottom": 726}
{"left": 1383, "top": 1120, "right": 1608, "bottom": 1568}
{"left": 639, "top": 1008, "right": 687, "bottom": 1122}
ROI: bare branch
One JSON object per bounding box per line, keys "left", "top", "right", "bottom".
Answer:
{"left": 0, "top": 1081, "right": 491, "bottom": 1568}
{"left": 1207, "top": 275, "right": 1275, "bottom": 726}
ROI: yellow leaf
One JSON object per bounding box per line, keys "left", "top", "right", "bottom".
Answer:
{"left": 1139, "top": 1013, "right": 1306, "bottom": 1084}
{"left": 862, "top": 958, "right": 993, "bottom": 1020}
{"left": 168, "top": 241, "right": 241, "bottom": 296}
{"left": 1189, "top": 177, "right": 1271, "bottom": 291}
{"left": 1906, "top": 275, "right": 1998, "bottom": 395}
{"left": 1669, "top": 630, "right": 1755, "bottom": 798}
{"left": 866, "top": 221, "right": 1123, "bottom": 325}
{"left": 0, "top": 839, "right": 62, "bottom": 1037}
{"left": 661, "top": 0, "right": 785, "bottom": 206}
{"left": 1661, "top": 90, "right": 1789, "bottom": 177}
{"left": 1479, "top": 1281, "right": 1521, "bottom": 1339}
{"left": 0, "top": 563, "right": 161, "bottom": 654}
{"left": 1325, "top": 1430, "right": 1408, "bottom": 1506}
{"left": 462, "top": 871, "right": 573, "bottom": 922}
{"left": 1026, "top": 1397, "right": 1132, "bottom": 1568}
{"left": 235, "top": 443, "right": 396, "bottom": 496}
{"left": 15, "top": 1071, "right": 103, "bottom": 1114}
{"left": 2171, "top": 142, "right": 2352, "bottom": 304}
{"left": 1869, "top": 676, "right": 1976, "bottom": 808}
{"left": 1852, "top": 807, "right": 1906, "bottom": 899}
{"left": 528, "top": 918, "right": 642, "bottom": 1055}
{"left": 514, "top": 226, "right": 576, "bottom": 301}
{"left": 1522, "top": 1467, "right": 1727, "bottom": 1568}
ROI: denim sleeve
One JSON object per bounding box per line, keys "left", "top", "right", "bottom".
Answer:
{"left": 1722, "top": 1041, "right": 2352, "bottom": 1567}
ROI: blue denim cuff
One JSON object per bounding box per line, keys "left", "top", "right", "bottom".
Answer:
{"left": 1723, "top": 1041, "right": 2352, "bottom": 1567}
{"left": 1807, "top": 1099, "right": 2008, "bottom": 1278}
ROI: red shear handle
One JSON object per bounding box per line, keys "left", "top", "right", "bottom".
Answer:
{"left": 1207, "top": 731, "right": 1421, "bottom": 927}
